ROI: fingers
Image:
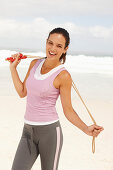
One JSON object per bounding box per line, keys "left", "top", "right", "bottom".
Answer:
{"left": 93, "top": 128, "right": 103, "bottom": 137}
{"left": 93, "top": 129, "right": 100, "bottom": 137}
{"left": 11, "top": 53, "right": 20, "bottom": 60}
{"left": 87, "top": 124, "right": 104, "bottom": 137}
{"left": 17, "top": 59, "right": 21, "bottom": 64}
{"left": 93, "top": 124, "right": 104, "bottom": 130}
{"left": 11, "top": 53, "right": 21, "bottom": 64}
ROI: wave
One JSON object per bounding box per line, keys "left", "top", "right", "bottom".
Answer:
{"left": 0, "top": 50, "right": 113, "bottom": 75}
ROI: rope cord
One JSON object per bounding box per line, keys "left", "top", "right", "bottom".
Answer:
{"left": 72, "top": 80, "right": 96, "bottom": 153}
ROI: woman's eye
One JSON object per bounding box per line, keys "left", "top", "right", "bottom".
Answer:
{"left": 58, "top": 46, "right": 62, "bottom": 48}
{"left": 48, "top": 42, "right": 52, "bottom": 45}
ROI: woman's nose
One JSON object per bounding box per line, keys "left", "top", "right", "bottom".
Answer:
{"left": 50, "top": 45, "right": 57, "bottom": 52}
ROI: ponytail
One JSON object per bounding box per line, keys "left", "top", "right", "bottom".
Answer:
{"left": 59, "top": 52, "right": 66, "bottom": 64}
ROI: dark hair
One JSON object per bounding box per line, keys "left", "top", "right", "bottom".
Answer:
{"left": 47, "top": 27, "right": 70, "bottom": 64}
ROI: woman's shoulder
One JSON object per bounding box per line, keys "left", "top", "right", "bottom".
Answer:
{"left": 28, "top": 58, "right": 42, "bottom": 72}
{"left": 30, "top": 58, "right": 43, "bottom": 67}
{"left": 58, "top": 68, "right": 72, "bottom": 84}
{"left": 30, "top": 59, "right": 38, "bottom": 65}
{"left": 60, "top": 67, "right": 71, "bottom": 78}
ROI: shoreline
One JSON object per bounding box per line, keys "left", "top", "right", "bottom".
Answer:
{"left": 0, "top": 66, "right": 113, "bottom": 102}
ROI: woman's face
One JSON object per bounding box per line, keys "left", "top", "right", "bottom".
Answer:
{"left": 46, "top": 33, "right": 68, "bottom": 61}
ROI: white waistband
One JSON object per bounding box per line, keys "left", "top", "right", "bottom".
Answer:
{"left": 24, "top": 118, "right": 59, "bottom": 125}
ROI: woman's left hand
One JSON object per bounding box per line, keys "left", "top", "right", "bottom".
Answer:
{"left": 85, "top": 124, "right": 104, "bottom": 137}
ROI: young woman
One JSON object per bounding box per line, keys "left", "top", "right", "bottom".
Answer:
{"left": 10, "top": 27, "right": 104, "bottom": 170}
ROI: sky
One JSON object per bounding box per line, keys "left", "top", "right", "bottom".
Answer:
{"left": 0, "top": 0, "right": 113, "bottom": 55}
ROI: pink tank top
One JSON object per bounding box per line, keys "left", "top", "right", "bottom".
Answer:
{"left": 24, "top": 58, "right": 66, "bottom": 125}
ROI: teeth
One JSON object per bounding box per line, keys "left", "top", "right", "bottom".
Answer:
{"left": 49, "top": 51, "right": 56, "bottom": 55}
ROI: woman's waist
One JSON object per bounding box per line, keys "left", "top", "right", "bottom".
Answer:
{"left": 23, "top": 119, "right": 62, "bottom": 134}
{"left": 26, "top": 103, "right": 57, "bottom": 112}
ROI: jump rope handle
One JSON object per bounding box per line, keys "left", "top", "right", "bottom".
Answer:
{"left": 5, "top": 53, "right": 45, "bottom": 62}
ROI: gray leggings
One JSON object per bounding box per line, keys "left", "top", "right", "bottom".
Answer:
{"left": 11, "top": 120, "right": 63, "bottom": 170}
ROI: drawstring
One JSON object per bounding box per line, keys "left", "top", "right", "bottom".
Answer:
{"left": 26, "top": 125, "right": 34, "bottom": 155}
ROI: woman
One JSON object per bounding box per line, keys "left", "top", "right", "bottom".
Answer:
{"left": 10, "top": 27, "right": 104, "bottom": 170}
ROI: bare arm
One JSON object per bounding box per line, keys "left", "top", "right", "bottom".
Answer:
{"left": 59, "top": 71, "right": 88, "bottom": 133}
{"left": 9, "top": 53, "right": 38, "bottom": 98}
{"left": 10, "top": 67, "right": 24, "bottom": 98}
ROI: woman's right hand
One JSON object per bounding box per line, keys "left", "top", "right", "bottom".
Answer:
{"left": 9, "top": 53, "right": 21, "bottom": 69}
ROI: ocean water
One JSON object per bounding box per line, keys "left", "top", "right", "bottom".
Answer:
{"left": 0, "top": 50, "right": 113, "bottom": 101}
{"left": 0, "top": 49, "right": 113, "bottom": 75}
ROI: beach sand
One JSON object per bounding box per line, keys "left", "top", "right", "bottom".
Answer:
{"left": 0, "top": 67, "right": 113, "bottom": 170}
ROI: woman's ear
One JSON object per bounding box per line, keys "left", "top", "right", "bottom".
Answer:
{"left": 64, "top": 46, "right": 69, "bottom": 53}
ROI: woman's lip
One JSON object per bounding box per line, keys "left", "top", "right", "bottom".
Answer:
{"left": 49, "top": 51, "right": 57, "bottom": 55}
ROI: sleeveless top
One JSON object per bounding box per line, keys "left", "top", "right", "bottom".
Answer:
{"left": 24, "top": 58, "right": 67, "bottom": 125}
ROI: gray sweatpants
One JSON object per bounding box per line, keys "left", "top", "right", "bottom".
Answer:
{"left": 11, "top": 120, "right": 63, "bottom": 170}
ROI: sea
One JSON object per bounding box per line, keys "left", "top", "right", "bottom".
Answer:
{"left": 0, "top": 49, "right": 113, "bottom": 75}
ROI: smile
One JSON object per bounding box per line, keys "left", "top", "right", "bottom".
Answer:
{"left": 49, "top": 51, "right": 57, "bottom": 56}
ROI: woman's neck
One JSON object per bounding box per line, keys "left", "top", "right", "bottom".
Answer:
{"left": 43, "top": 58, "right": 61, "bottom": 69}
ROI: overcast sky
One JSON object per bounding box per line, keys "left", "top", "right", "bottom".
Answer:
{"left": 0, "top": 0, "right": 113, "bottom": 55}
